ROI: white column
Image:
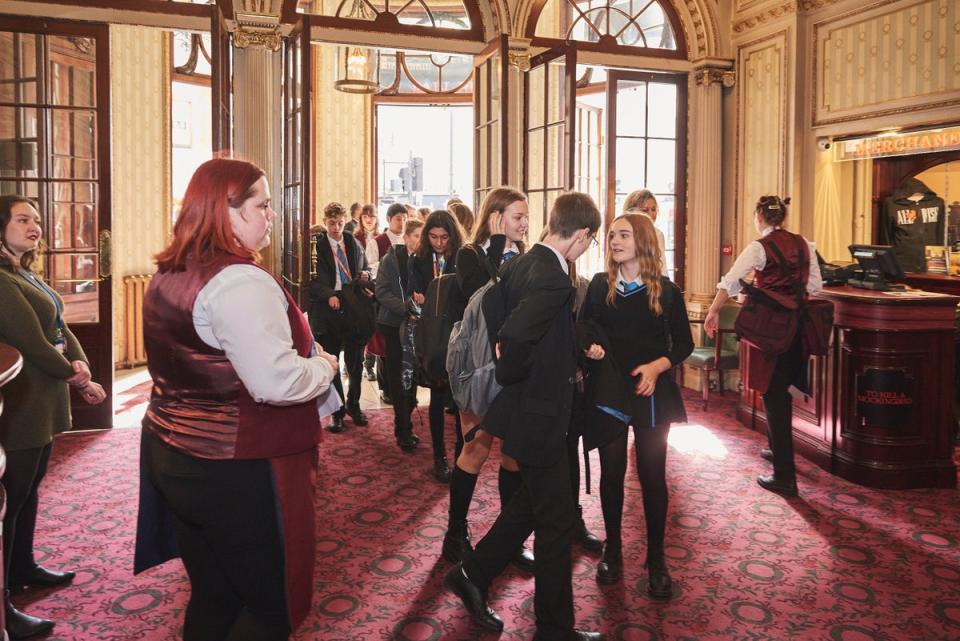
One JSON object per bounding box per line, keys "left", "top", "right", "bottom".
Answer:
{"left": 686, "top": 65, "right": 734, "bottom": 308}
{"left": 233, "top": 46, "right": 283, "bottom": 273}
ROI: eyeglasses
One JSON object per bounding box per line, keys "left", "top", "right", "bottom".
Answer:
{"left": 587, "top": 234, "right": 599, "bottom": 249}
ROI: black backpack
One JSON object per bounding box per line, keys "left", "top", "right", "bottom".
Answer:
{"left": 413, "top": 273, "right": 463, "bottom": 389}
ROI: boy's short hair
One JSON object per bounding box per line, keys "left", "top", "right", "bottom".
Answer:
{"left": 403, "top": 219, "right": 424, "bottom": 236}
{"left": 547, "top": 192, "right": 601, "bottom": 239}
{"left": 324, "top": 201, "right": 347, "bottom": 219}
{"left": 386, "top": 203, "right": 407, "bottom": 220}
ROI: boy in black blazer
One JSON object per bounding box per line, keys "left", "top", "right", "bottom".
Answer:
{"left": 309, "top": 202, "right": 372, "bottom": 432}
{"left": 445, "top": 193, "right": 604, "bottom": 641}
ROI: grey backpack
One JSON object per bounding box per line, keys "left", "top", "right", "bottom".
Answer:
{"left": 446, "top": 275, "right": 502, "bottom": 416}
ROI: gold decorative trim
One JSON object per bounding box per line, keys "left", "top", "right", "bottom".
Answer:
{"left": 234, "top": 26, "right": 281, "bottom": 51}
{"left": 507, "top": 37, "right": 531, "bottom": 71}
{"left": 694, "top": 68, "right": 736, "bottom": 87}
{"left": 733, "top": 1, "right": 798, "bottom": 33}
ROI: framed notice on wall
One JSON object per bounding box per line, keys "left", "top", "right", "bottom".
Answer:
{"left": 855, "top": 367, "right": 915, "bottom": 429}
{"left": 172, "top": 99, "right": 193, "bottom": 148}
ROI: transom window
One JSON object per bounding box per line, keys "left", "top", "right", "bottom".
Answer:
{"left": 298, "top": 0, "right": 473, "bottom": 30}
{"left": 533, "top": 0, "right": 679, "bottom": 52}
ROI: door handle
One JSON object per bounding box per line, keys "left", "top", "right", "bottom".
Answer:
{"left": 99, "top": 229, "right": 112, "bottom": 279}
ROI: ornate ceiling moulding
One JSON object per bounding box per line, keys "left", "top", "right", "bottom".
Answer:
{"left": 224, "top": 0, "right": 293, "bottom": 50}
{"left": 507, "top": 37, "right": 531, "bottom": 71}
{"left": 733, "top": 1, "right": 798, "bottom": 33}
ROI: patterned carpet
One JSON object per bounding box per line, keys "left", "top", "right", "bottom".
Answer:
{"left": 15, "top": 390, "right": 960, "bottom": 641}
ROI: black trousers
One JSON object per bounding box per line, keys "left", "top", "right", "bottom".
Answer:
{"left": 378, "top": 322, "right": 415, "bottom": 437}
{"left": 142, "top": 431, "right": 291, "bottom": 641}
{"left": 317, "top": 331, "right": 364, "bottom": 417}
{"left": 598, "top": 426, "right": 669, "bottom": 554}
{"left": 463, "top": 455, "right": 576, "bottom": 640}
{"left": 428, "top": 387, "right": 461, "bottom": 460}
{"left": 3, "top": 442, "right": 54, "bottom": 586}
{"left": 763, "top": 337, "right": 805, "bottom": 480}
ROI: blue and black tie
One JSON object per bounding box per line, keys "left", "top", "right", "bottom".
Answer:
{"left": 335, "top": 243, "right": 351, "bottom": 284}
{"left": 502, "top": 250, "right": 518, "bottom": 264}
{"left": 619, "top": 280, "right": 642, "bottom": 297}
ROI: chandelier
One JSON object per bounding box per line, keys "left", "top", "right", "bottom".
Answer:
{"left": 334, "top": 0, "right": 380, "bottom": 94}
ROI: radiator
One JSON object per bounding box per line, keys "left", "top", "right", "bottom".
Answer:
{"left": 122, "top": 274, "right": 152, "bottom": 368}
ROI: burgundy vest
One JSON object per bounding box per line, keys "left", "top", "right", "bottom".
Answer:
{"left": 754, "top": 229, "right": 810, "bottom": 301}
{"left": 142, "top": 255, "right": 320, "bottom": 460}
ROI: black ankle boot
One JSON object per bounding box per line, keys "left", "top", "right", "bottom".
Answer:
{"left": 5, "top": 592, "right": 54, "bottom": 640}
{"left": 433, "top": 455, "right": 452, "bottom": 483}
{"left": 442, "top": 517, "right": 472, "bottom": 563}
{"left": 574, "top": 505, "right": 603, "bottom": 553}
{"left": 596, "top": 543, "right": 622, "bottom": 585}
{"left": 646, "top": 553, "right": 673, "bottom": 600}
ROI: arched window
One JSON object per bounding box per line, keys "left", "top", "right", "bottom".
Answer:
{"left": 298, "top": 0, "right": 484, "bottom": 42}
{"left": 377, "top": 51, "right": 472, "bottom": 95}
{"left": 528, "top": 0, "right": 685, "bottom": 57}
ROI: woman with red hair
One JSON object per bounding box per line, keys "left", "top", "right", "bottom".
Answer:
{"left": 135, "top": 158, "right": 339, "bottom": 641}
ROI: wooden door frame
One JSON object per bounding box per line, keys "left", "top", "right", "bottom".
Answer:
{"left": 605, "top": 69, "right": 687, "bottom": 289}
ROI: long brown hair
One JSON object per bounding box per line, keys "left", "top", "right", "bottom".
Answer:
{"left": 155, "top": 158, "right": 265, "bottom": 272}
{"left": 0, "top": 194, "right": 41, "bottom": 272}
{"left": 415, "top": 210, "right": 465, "bottom": 261}
{"left": 605, "top": 213, "right": 664, "bottom": 315}
{"left": 472, "top": 187, "right": 527, "bottom": 251}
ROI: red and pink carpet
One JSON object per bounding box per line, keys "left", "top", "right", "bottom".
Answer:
{"left": 15, "top": 391, "right": 960, "bottom": 640}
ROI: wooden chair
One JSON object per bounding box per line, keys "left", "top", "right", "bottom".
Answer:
{"left": 686, "top": 305, "right": 740, "bottom": 410}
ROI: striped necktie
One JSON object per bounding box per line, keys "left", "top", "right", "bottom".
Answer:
{"left": 501, "top": 250, "right": 518, "bottom": 264}
{"left": 619, "top": 280, "right": 641, "bottom": 296}
{"left": 335, "top": 243, "right": 351, "bottom": 284}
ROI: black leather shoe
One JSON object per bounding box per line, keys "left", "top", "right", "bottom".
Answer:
{"left": 327, "top": 415, "right": 345, "bottom": 433}
{"left": 596, "top": 544, "right": 622, "bottom": 585}
{"left": 442, "top": 519, "right": 472, "bottom": 563}
{"left": 444, "top": 564, "right": 503, "bottom": 632}
{"left": 512, "top": 546, "right": 535, "bottom": 572}
{"left": 646, "top": 555, "right": 673, "bottom": 600}
{"left": 760, "top": 448, "right": 774, "bottom": 462}
{"left": 433, "top": 456, "right": 451, "bottom": 483}
{"left": 570, "top": 631, "right": 605, "bottom": 641}
{"left": 574, "top": 506, "right": 603, "bottom": 553}
{"left": 347, "top": 407, "right": 368, "bottom": 427}
{"left": 757, "top": 474, "right": 798, "bottom": 497}
{"left": 397, "top": 434, "right": 418, "bottom": 452}
{"left": 9, "top": 565, "right": 75, "bottom": 589}
{"left": 5, "top": 600, "right": 54, "bottom": 640}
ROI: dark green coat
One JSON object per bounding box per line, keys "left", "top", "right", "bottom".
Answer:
{"left": 0, "top": 267, "right": 88, "bottom": 451}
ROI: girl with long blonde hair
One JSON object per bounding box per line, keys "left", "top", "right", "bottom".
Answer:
{"left": 579, "top": 213, "right": 693, "bottom": 598}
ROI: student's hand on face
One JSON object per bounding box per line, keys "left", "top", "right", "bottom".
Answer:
{"left": 584, "top": 343, "right": 605, "bottom": 360}
{"left": 489, "top": 212, "right": 506, "bottom": 235}
{"left": 632, "top": 362, "right": 659, "bottom": 397}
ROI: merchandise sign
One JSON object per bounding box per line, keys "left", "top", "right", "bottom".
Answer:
{"left": 855, "top": 368, "right": 914, "bottom": 429}
{"left": 834, "top": 126, "right": 960, "bottom": 162}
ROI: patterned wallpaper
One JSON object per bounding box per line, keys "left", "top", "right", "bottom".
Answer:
{"left": 736, "top": 32, "right": 789, "bottom": 252}
{"left": 815, "top": 0, "right": 960, "bottom": 125}
{"left": 313, "top": 45, "right": 370, "bottom": 223}
{"left": 109, "top": 25, "right": 170, "bottom": 365}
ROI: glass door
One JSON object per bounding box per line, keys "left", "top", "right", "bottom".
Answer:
{"left": 0, "top": 19, "right": 113, "bottom": 429}
{"left": 606, "top": 70, "right": 686, "bottom": 287}
{"left": 473, "top": 34, "right": 508, "bottom": 210}
{"left": 524, "top": 45, "right": 577, "bottom": 232}
{"left": 281, "top": 21, "right": 312, "bottom": 308}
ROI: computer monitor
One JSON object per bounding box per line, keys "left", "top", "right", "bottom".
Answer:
{"left": 847, "top": 244, "right": 905, "bottom": 291}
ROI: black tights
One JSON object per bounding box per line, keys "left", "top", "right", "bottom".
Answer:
{"left": 598, "top": 426, "right": 669, "bottom": 555}
{"left": 427, "top": 387, "right": 461, "bottom": 460}
{"left": 3, "top": 443, "right": 53, "bottom": 586}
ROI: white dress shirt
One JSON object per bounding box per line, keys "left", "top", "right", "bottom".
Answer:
{"left": 481, "top": 238, "right": 519, "bottom": 259}
{"left": 193, "top": 264, "right": 336, "bottom": 405}
{"left": 718, "top": 226, "right": 823, "bottom": 297}
{"left": 327, "top": 234, "right": 352, "bottom": 291}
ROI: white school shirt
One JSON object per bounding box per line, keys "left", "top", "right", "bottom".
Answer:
{"left": 717, "top": 226, "right": 823, "bottom": 297}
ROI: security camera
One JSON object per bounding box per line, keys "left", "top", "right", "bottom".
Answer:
{"left": 817, "top": 137, "right": 832, "bottom": 151}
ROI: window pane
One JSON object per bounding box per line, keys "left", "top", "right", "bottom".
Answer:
{"left": 51, "top": 109, "right": 97, "bottom": 179}
{"left": 646, "top": 139, "right": 675, "bottom": 193}
{"left": 648, "top": 82, "right": 677, "bottom": 138}
{"left": 0, "top": 180, "right": 40, "bottom": 199}
{"left": 528, "top": 190, "right": 545, "bottom": 227}
{"left": 546, "top": 123, "right": 565, "bottom": 190}
{"left": 0, "top": 32, "right": 39, "bottom": 104}
{"left": 527, "top": 64, "right": 545, "bottom": 130}
{"left": 615, "top": 138, "right": 646, "bottom": 195}
{"left": 48, "top": 36, "right": 97, "bottom": 108}
{"left": 527, "top": 129, "right": 544, "bottom": 190}
{"left": 52, "top": 253, "right": 99, "bottom": 324}
{"left": 547, "top": 60, "right": 564, "bottom": 125}
{"left": 0, "top": 107, "right": 40, "bottom": 178}
{"left": 616, "top": 82, "right": 646, "bottom": 137}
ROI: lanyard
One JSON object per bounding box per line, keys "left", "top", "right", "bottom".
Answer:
{"left": 433, "top": 253, "right": 445, "bottom": 278}
{"left": 19, "top": 269, "right": 67, "bottom": 350}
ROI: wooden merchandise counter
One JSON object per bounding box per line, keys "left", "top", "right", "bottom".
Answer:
{"left": 737, "top": 285, "right": 958, "bottom": 489}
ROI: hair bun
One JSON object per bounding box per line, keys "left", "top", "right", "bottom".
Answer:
{"left": 781, "top": 196, "right": 792, "bottom": 205}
